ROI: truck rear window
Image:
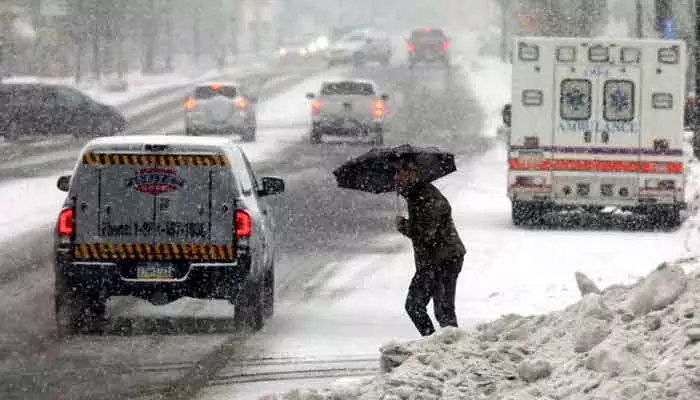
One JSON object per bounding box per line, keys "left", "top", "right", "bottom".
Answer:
{"left": 410, "top": 29, "right": 446, "bottom": 40}
{"left": 194, "top": 85, "right": 237, "bottom": 99}
{"left": 321, "top": 82, "right": 375, "bottom": 96}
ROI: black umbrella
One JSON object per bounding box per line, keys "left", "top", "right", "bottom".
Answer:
{"left": 332, "top": 144, "right": 456, "bottom": 194}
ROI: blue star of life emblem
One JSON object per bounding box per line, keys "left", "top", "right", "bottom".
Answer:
{"left": 608, "top": 88, "right": 629, "bottom": 112}
{"left": 564, "top": 88, "right": 585, "bottom": 110}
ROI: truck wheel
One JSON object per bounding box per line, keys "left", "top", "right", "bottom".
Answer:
{"left": 511, "top": 201, "right": 544, "bottom": 226}
{"left": 185, "top": 126, "right": 197, "bottom": 136}
{"left": 371, "top": 127, "right": 384, "bottom": 145}
{"left": 55, "top": 290, "right": 107, "bottom": 337}
{"left": 310, "top": 128, "right": 323, "bottom": 144}
{"left": 234, "top": 278, "right": 264, "bottom": 332}
{"left": 262, "top": 268, "right": 274, "bottom": 318}
{"left": 241, "top": 127, "right": 256, "bottom": 142}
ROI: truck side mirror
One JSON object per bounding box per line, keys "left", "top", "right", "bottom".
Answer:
{"left": 57, "top": 175, "right": 71, "bottom": 192}
{"left": 502, "top": 103, "right": 512, "bottom": 127}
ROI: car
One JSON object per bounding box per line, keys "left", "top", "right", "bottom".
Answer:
{"left": 0, "top": 83, "right": 127, "bottom": 141}
{"left": 53, "top": 135, "right": 285, "bottom": 335}
{"left": 276, "top": 40, "right": 314, "bottom": 65}
{"left": 406, "top": 27, "right": 451, "bottom": 70}
{"left": 184, "top": 82, "right": 258, "bottom": 141}
{"left": 325, "top": 29, "right": 392, "bottom": 67}
{"left": 306, "top": 79, "right": 388, "bottom": 145}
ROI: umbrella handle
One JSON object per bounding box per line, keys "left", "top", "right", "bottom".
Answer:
{"left": 395, "top": 182, "right": 401, "bottom": 215}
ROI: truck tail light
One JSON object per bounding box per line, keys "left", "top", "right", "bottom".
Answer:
{"left": 184, "top": 96, "right": 197, "bottom": 111}
{"left": 236, "top": 98, "right": 248, "bottom": 109}
{"left": 57, "top": 208, "right": 74, "bottom": 237}
{"left": 235, "top": 210, "right": 252, "bottom": 238}
{"left": 441, "top": 40, "right": 450, "bottom": 51}
{"left": 373, "top": 100, "right": 385, "bottom": 118}
{"left": 407, "top": 42, "right": 416, "bottom": 53}
{"left": 311, "top": 100, "right": 321, "bottom": 115}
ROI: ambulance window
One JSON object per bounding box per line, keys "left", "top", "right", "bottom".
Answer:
{"left": 560, "top": 79, "right": 592, "bottom": 120}
{"left": 603, "top": 80, "right": 635, "bottom": 122}
{"left": 620, "top": 47, "right": 641, "bottom": 63}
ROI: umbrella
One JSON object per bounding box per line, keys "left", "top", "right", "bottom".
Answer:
{"left": 332, "top": 144, "right": 456, "bottom": 194}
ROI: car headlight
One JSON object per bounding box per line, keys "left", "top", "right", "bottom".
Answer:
{"left": 278, "top": 48, "right": 288, "bottom": 56}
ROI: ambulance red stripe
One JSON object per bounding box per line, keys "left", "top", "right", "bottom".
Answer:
{"left": 509, "top": 159, "right": 683, "bottom": 174}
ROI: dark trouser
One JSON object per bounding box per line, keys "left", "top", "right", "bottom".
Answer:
{"left": 405, "top": 255, "right": 463, "bottom": 336}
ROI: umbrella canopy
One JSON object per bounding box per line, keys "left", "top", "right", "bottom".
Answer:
{"left": 332, "top": 144, "right": 456, "bottom": 194}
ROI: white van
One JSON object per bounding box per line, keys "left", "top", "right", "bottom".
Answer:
{"left": 505, "top": 36, "right": 686, "bottom": 228}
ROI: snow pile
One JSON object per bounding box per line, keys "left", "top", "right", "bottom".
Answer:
{"left": 261, "top": 261, "right": 700, "bottom": 400}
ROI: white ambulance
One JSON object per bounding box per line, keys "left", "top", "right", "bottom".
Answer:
{"left": 505, "top": 36, "right": 687, "bottom": 228}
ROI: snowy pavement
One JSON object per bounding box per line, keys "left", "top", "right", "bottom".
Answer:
{"left": 194, "top": 53, "right": 691, "bottom": 400}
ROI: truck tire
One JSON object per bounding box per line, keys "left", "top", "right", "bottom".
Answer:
{"left": 370, "top": 127, "right": 384, "bottom": 146}
{"left": 310, "top": 127, "right": 323, "bottom": 144}
{"left": 511, "top": 201, "right": 544, "bottom": 226}
{"left": 241, "top": 127, "right": 256, "bottom": 142}
{"left": 55, "top": 289, "right": 107, "bottom": 337}
{"left": 262, "top": 268, "right": 274, "bottom": 318}
{"left": 234, "top": 278, "right": 264, "bottom": 332}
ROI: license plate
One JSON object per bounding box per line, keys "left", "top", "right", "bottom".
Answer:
{"left": 136, "top": 263, "right": 174, "bottom": 280}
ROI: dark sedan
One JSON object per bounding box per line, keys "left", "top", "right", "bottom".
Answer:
{"left": 0, "top": 83, "right": 127, "bottom": 141}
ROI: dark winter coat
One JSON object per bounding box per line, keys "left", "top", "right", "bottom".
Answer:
{"left": 397, "top": 182, "right": 466, "bottom": 267}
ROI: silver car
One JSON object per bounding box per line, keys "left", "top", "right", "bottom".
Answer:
{"left": 306, "top": 79, "right": 388, "bottom": 145}
{"left": 184, "top": 82, "right": 258, "bottom": 141}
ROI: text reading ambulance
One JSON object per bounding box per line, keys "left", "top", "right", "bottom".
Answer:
{"left": 507, "top": 36, "right": 686, "bottom": 227}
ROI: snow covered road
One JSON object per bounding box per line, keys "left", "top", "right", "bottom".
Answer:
{"left": 193, "top": 56, "right": 688, "bottom": 399}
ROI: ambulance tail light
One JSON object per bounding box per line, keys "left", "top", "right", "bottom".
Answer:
{"left": 440, "top": 40, "right": 450, "bottom": 51}
{"left": 373, "top": 99, "right": 385, "bottom": 118}
{"left": 406, "top": 41, "right": 416, "bottom": 53}
{"left": 57, "top": 207, "right": 74, "bottom": 239}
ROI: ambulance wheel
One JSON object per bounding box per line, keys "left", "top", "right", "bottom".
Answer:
{"left": 511, "top": 201, "right": 544, "bottom": 226}
{"left": 648, "top": 207, "right": 682, "bottom": 230}
{"left": 310, "top": 126, "right": 323, "bottom": 144}
{"left": 55, "top": 289, "right": 107, "bottom": 337}
{"left": 234, "top": 278, "right": 264, "bottom": 332}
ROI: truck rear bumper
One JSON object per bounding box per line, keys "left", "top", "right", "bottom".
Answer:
{"left": 58, "top": 260, "right": 249, "bottom": 302}
{"left": 313, "top": 119, "right": 382, "bottom": 135}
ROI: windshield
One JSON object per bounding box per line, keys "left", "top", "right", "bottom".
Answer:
{"left": 2, "top": 3, "right": 670, "bottom": 400}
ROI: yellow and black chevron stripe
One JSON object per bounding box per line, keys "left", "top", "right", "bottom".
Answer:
{"left": 81, "top": 153, "right": 230, "bottom": 167}
{"left": 73, "top": 243, "right": 236, "bottom": 262}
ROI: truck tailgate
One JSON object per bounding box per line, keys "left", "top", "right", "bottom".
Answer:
{"left": 319, "top": 95, "right": 376, "bottom": 120}
{"left": 72, "top": 152, "right": 236, "bottom": 262}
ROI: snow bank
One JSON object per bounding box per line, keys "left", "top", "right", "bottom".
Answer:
{"left": 260, "top": 259, "right": 700, "bottom": 400}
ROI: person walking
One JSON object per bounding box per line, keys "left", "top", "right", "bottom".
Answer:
{"left": 393, "top": 159, "right": 466, "bottom": 337}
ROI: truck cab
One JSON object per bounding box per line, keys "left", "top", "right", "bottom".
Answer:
{"left": 507, "top": 36, "right": 686, "bottom": 228}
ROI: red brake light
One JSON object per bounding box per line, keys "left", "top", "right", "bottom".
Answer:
{"left": 407, "top": 42, "right": 416, "bottom": 53}
{"left": 57, "top": 208, "right": 74, "bottom": 237}
{"left": 235, "top": 210, "right": 252, "bottom": 238}
{"left": 311, "top": 100, "right": 321, "bottom": 115}
{"left": 441, "top": 40, "right": 450, "bottom": 51}
{"left": 185, "top": 97, "right": 197, "bottom": 111}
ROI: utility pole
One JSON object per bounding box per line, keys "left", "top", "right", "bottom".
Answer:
{"left": 636, "top": 0, "right": 643, "bottom": 37}
{"left": 501, "top": 0, "right": 508, "bottom": 62}
{"left": 694, "top": 0, "right": 700, "bottom": 158}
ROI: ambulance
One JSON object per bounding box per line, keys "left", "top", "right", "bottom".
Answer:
{"left": 506, "top": 36, "right": 687, "bottom": 228}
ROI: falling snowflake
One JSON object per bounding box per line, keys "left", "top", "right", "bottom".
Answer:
{"left": 608, "top": 88, "right": 629, "bottom": 112}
